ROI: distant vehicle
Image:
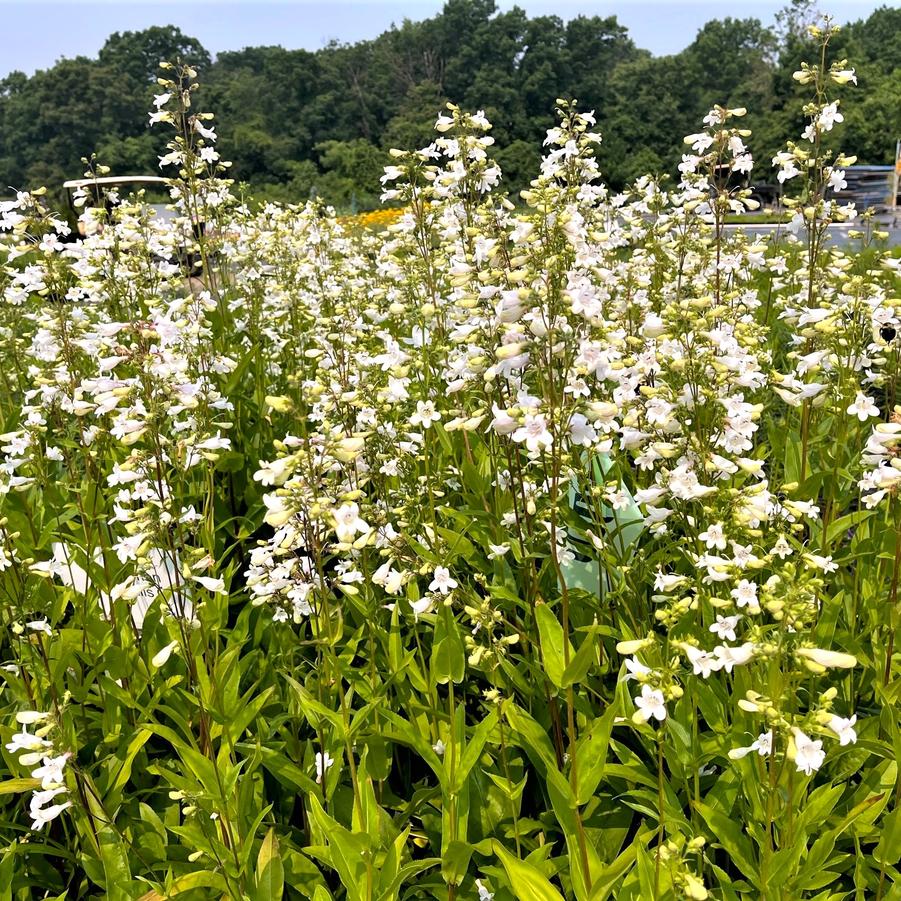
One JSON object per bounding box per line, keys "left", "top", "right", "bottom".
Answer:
{"left": 62, "top": 175, "right": 177, "bottom": 237}
{"left": 61, "top": 175, "right": 208, "bottom": 277}
{"left": 746, "top": 182, "right": 781, "bottom": 208}
{"left": 711, "top": 164, "right": 781, "bottom": 209}
{"left": 830, "top": 165, "right": 899, "bottom": 211}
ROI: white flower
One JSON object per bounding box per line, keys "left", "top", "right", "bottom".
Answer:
{"left": 476, "top": 880, "right": 494, "bottom": 901}
{"left": 432, "top": 739, "right": 446, "bottom": 756}
{"left": 846, "top": 392, "right": 879, "bottom": 421}
{"left": 817, "top": 101, "right": 843, "bottom": 132}
{"left": 191, "top": 575, "right": 227, "bottom": 594}
{"left": 512, "top": 413, "right": 553, "bottom": 454}
{"left": 151, "top": 640, "right": 179, "bottom": 668}
{"left": 775, "top": 159, "right": 800, "bottom": 183}
{"left": 26, "top": 618, "right": 52, "bottom": 636}
{"left": 802, "top": 553, "right": 838, "bottom": 574}
{"left": 29, "top": 787, "right": 71, "bottom": 831}
{"left": 372, "top": 561, "right": 404, "bottom": 595}
{"left": 490, "top": 404, "right": 518, "bottom": 435}
{"left": 772, "top": 536, "right": 793, "bottom": 559}
{"left": 194, "top": 119, "right": 217, "bottom": 141}
{"left": 792, "top": 728, "right": 825, "bottom": 775}
{"left": 408, "top": 597, "right": 436, "bottom": 618}
{"left": 828, "top": 169, "right": 847, "bottom": 192}
{"left": 428, "top": 566, "right": 457, "bottom": 595}
{"left": 622, "top": 656, "right": 651, "bottom": 683}
{"left": 684, "top": 645, "right": 722, "bottom": 678}
{"left": 795, "top": 647, "right": 857, "bottom": 669}
{"left": 709, "top": 614, "right": 741, "bottom": 642}
{"left": 409, "top": 400, "right": 441, "bottom": 428}
{"left": 5, "top": 728, "right": 51, "bottom": 754}
{"left": 633, "top": 684, "right": 667, "bottom": 723}
{"left": 729, "top": 730, "right": 773, "bottom": 759}
{"left": 827, "top": 714, "right": 857, "bottom": 746}
{"left": 714, "top": 642, "right": 755, "bottom": 672}
{"left": 831, "top": 68, "right": 857, "bottom": 85}
{"left": 731, "top": 580, "right": 759, "bottom": 611}
{"left": 15, "top": 710, "right": 50, "bottom": 725}
{"left": 333, "top": 503, "right": 370, "bottom": 544}
{"left": 569, "top": 412, "right": 597, "bottom": 447}
{"left": 315, "top": 750, "right": 334, "bottom": 784}
{"left": 31, "top": 753, "right": 69, "bottom": 789}
{"left": 642, "top": 312, "right": 666, "bottom": 339}
{"left": 698, "top": 522, "right": 727, "bottom": 551}
{"left": 654, "top": 572, "right": 688, "bottom": 592}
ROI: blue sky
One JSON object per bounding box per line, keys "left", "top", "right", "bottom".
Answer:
{"left": 0, "top": 0, "right": 888, "bottom": 79}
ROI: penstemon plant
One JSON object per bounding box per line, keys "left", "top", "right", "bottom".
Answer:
{"left": 1, "top": 19, "right": 900, "bottom": 901}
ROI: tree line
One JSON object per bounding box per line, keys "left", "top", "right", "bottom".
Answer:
{"left": 0, "top": 0, "right": 898, "bottom": 209}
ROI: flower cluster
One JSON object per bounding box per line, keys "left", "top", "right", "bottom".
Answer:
{"left": 0, "top": 25, "right": 898, "bottom": 901}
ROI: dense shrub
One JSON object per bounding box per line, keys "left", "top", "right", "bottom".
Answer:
{"left": 0, "top": 21, "right": 900, "bottom": 901}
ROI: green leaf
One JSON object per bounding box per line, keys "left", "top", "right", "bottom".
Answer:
{"left": 168, "top": 871, "right": 229, "bottom": 895}
{"left": 574, "top": 705, "right": 617, "bottom": 804}
{"left": 535, "top": 602, "right": 566, "bottom": 688}
{"left": 110, "top": 728, "right": 152, "bottom": 793}
{"left": 256, "top": 827, "right": 285, "bottom": 901}
{"left": 82, "top": 774, "right": 136, "bottom": 901}
{"left": 492, "top": 840, "right": 565, "bottom": 901}
{"left": 432, "top": 606, "right": 465, "bottom": 685}
{"left": 441, "top": 840, "right": 473, "bottom": 886}
{"left": 562, "top": 626, "right": 602, "bottom": 687}
{"left": 694, "top": 801, "right": 759, "bottom": 888}
{"left": 215, "top": 450, "right": 246, "bottom": 473}
{"left": 874, "top": 806, "right": 901, "bottom": 866}
{"left": 453, "top": 708, "right": 498, "bottom": 793}
{"left": 0, "top": 778, "right": 40, "bottom": 795}
{"left": 307, "top": 794, "right": 368, "bottom": 901}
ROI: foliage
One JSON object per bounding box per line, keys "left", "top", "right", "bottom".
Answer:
{"left": 1, "top": 21, "right": 901, "bottom": 901}
{"left": 1, "top": 3, "right": 900, "bottom": 208}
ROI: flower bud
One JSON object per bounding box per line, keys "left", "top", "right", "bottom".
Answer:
{"left": 796, "top": 648, "right": 857, "bottom": 669}
{"left": 616, "top": 637, "right": 652, "bottom": 655}
{"left": 152, "top": 640, "right": 179, "bottom": 668}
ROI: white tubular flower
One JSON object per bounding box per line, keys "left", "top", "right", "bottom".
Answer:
{"left": 315, "top": 750, "right": 334, "bottom": 784}
{"left": 709, "top": 614, "right": 741, "bottom": 641}
{"left": 831, "top": 68, "right": 857, "bottom": 85}
{"left": 5, "top": 728, "right": 52, "bottom": 754}
{"left": 633, "top": 684, "right": 667, "bottom": 723}
{"left": 29, "top": 787, "right": 72, "bottom": 831}
{"left": 616, "top": 638, "right": 652, "bottom": 655}
{"left": 683, "top": 645, "right": 722, "bottom": 679}
{"left": 409, "top": 399, "right": 441, "bottom": 429}
{"left": 15, "top": 710, "right": 51, "bottom": 726}
{"left": 846, "top": 392, "right": 879, "bottom": 421}
{"left": 795, "top": 648, "right": 857, "bottom": 669}
{"left": 827, "top": 715, "right": 857, "bottom": 746}
{"left": 428, "top": 566, "right": 457, "bottom": 595}
{"left": 151, "top": 640, "right": 179, "bottom": 668}
{"left": 622, "top": 656, "right": 652, "bottom": 683}
{"left": 332, "top": 502, "right": 370, "bottom": 544}
{"left": 791, "top": 728, "right": 825, "bottom": 776}
{"left": 714, "top": 642, "right": 756, "bottom": 672}
{"left": 729, "top": 730, "right": 773, "bottom": 759}
{"left": 511, "top": 413, "right": 552, "bottom": 454}
{"left": 475, "top": 879, "right": 494, "bottom": 901}
{"left": 31, "top": 753, "right": 70, "bottom": 790}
